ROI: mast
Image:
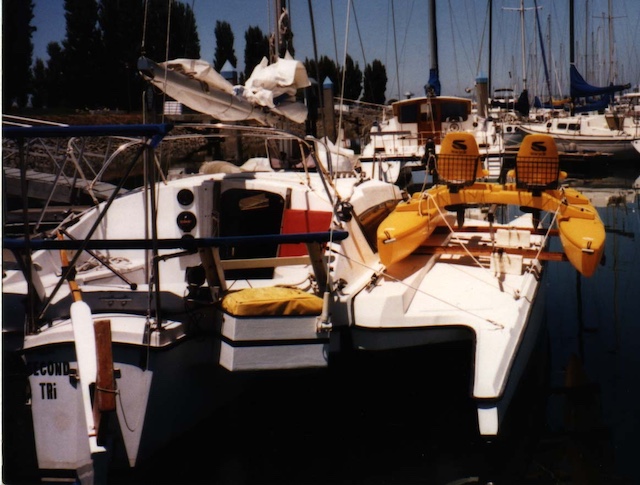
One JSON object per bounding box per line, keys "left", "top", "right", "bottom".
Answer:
{"left": 429, "top": 0, "right": 438, "bottom": 75}
{"left": 488, "top": 0, "right": 493, "bottom": 95}
{"left": 503, "top": 1, "right": 541, "bottom": 93}
{"left": 569, "top": 0, "right": 575, "bottom": 65}
{"left": 519, "top": 0, "right": 527, "bottom": 91}
{"left": 425, "top": 0, "right": 441, "bottom": 96}
{"left": 533, "top": 0, "right": 552, "bottom": 102}
{"left": 607, "top": 0, "right": 614, "bottom": 83}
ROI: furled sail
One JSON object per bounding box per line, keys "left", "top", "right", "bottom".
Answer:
{"left": 138, "top": 55, "right": 311, "bottom": 125}
{"left": 570, "top": 64, "right": 630, "bottom": 99}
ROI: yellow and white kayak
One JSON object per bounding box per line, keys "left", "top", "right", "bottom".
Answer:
{"left": 376, "top": 133, "right": 605, "bottom": 277}
{"left": 556, "top": 190, "right": 606, "bottom": 278}
{"left": 377, "top": 193, "right": 444, "bottom": 267}
{"left": 377, "top": 131, "right": 482, "bottom": 267}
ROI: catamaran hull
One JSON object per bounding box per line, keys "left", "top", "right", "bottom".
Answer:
{"left": 350, "top": 260, "right": 547, "bottom": 437}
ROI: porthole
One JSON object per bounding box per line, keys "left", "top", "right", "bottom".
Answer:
{"left": 177, "top": 211, "right": 197, "bottom": 232}
{"left": 177, "top": 189, "right": 195, "bottom": 206}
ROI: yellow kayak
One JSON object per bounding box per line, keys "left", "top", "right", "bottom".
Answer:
{"left": 377, "top": 132, "right": 481, "bottom": 266}
{"left": 376, "top": 133, "right": 605, "bottom": 277}
{"left": 556, "top": 189, "right": 605, "bottom": 277}
{"left": 377, "top": 193, "right": 443, "bottom": 266}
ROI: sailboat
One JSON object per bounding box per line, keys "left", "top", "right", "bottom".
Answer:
{"left": 519, "top": 0, "right": 640, "bottom": 160}
{"left": 358, "top": 0, "right": 511, "bottom": 188}
{"left": 2, "top": 121, "right": 404, "bottom": 483}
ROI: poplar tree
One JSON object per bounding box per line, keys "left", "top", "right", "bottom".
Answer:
{"left": 213, "top": 21, "right": 237, "bottom": 71}
{"left": 62, "top": 0, "right": 103, "bottom": 109}
{"left": 342, "top": 55, "right": 363, "bottom": 101}
{"left": 98, "top": 0, "right": 145, "bottom": 111}
{"left": 244, "top": 26, "right": 269, "bottom": 80}
{"left": 31, "top": 59, "right": 47, "bottom": 109}
{"left": 2, "top": 0, "right": 35, "bottom": 109}
{"left": 362, "top": 59, "right": 387, "bottom": 105}
{"left": 45, "top": 42, "right": 65, "bottom": 109}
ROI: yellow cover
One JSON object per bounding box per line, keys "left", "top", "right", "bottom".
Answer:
{"left": 221, "top": 287, "right": 324, "bottom": 317}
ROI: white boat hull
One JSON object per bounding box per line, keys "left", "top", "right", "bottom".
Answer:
{"left": 23, "top": 314, "right": 228, "bottom": 476}
{"left": 519, "top": 122, "right": 640, "bottom": 159}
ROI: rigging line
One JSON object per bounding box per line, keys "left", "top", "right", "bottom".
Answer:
{"left": 330, "top": 247, "right": 505, "bottom": 329}
{"left": 397, "top": 0, "right": 416, "bottom": 76}
{"left": 330, "top": 0, "right": 340, "bottom": 67}
{"left": 525, "top": 202, "right": 558, "bottom": 266}
{"left": 424, "top": 191, "right": 489, "bottom": 271}
{"left": 161, "top": 0, "right": 174, "bottom": 125}
{"left": 391, "top": 0, "right": 401, "bottom": 99}
{"left": 423, "top": 191, "right": 539, "bottom": 297}
{"left": 336, "top": 0, "right": 352, "bottom": 148}
{"left": 350, "top": 1, "right": 372, "bottom": 99}
{"left": 306, "top": 0, "right": 329, "bottom": 145}
{"left": 475, "top": 0, "right": 491, "bottom": 78}
{"left": 141, "top": 0, "right": 150, "bottom": 55}
{"left": 447, "top": 0, "right": 462, "bottom": 93}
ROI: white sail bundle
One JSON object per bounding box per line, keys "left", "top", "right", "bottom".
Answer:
{"left": 138, "top": 56, "right": 310, "bottom": 125}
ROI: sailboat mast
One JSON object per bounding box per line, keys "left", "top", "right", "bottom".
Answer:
{"left": 488, "top": 0, "right": 493, "bottom": 95}
{"left": 608, "top": 0, "right": 614, "bottom": 83}
{"left": 504, "top": 1, "right": 539, "bottom": 94}
{"left": 519, "top": 0, "right": 527, "bottom": 91}
{"left": 569, "top": 0, "right": 575, "bottom": 65}
{"left": 429, "top": 0, "right": 439, "bottom": 78}
{"left": 425, "top": 0, "right": 440, "bottom": 96}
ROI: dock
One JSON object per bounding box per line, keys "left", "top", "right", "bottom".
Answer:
{"left": 3, "top": 167, "right": 126, "bottom": 204}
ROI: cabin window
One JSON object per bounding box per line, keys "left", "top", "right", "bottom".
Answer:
{"left": 440, "top": 103, "right": 468, "bottom": 122}
{"left": 266, "top": 138, "right": 312, "bottom": 171}
{"left": 567, "top": 123, "right": 580, "bottom": 131}
{"left": 398, "top": 104, "right": 419, "bottom": 124}
{"left": 219, "top": 189, "right": 285, "bottom": 279}
{"left": 557, "top": 123, "right": 567, "bottom": 129}
{"left": 357, "top": 199, "right": 401, "bottom": 251}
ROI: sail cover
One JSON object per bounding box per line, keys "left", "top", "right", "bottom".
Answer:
{"left": 425, "top": 68, "right": 441, "bottom": 97}
{"left": 138, "top": 56, "right": 311, "bottom": 125}
{"left": 570, "top": 64, "right": 630, "bottom": 99}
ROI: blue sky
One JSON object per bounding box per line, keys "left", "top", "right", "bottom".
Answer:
{"left": 32, "top": 0, "right": 640, "bottom": 99}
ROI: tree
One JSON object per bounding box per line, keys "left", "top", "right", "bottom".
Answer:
{"left": 213, "top": 21, "right": 237, "bottom": 71}
{"left": 2, "top": 0, "right": 35, "bottom": 109}
{"left": 168, "top": 2, "right": 200, "bottom": 59}
{"left": 45, "top": 42, "right": 65, "bottom": 109}
{"left": 304, "top": 55, "right": 339, "bottom": 90}
{"left": 244, "top": 26, "right": 269, "bottom": 81}
{"left": 342, "top": 55, "right": 362, "bottom": 101}
{"left": 362, "top": 59, "right": 387, "bottom": 105}
{"left": 98, "top": 0, "right": 145, "bottom": 110}
{"left": 62, "top": 0, "right": 104, "bottom": 109}
{"left": 139, "top": 0, "right": 170, "bottom": 61}
{"left": 31, "top": 59, "right": 48, "bottom": 109}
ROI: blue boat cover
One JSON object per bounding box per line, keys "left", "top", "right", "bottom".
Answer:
{"left": 570, "top": 65, "right": 630, "bottom": 99}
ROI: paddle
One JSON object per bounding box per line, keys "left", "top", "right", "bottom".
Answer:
{"left": 58, "top": 233, "right": 106, "bottom": 455}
